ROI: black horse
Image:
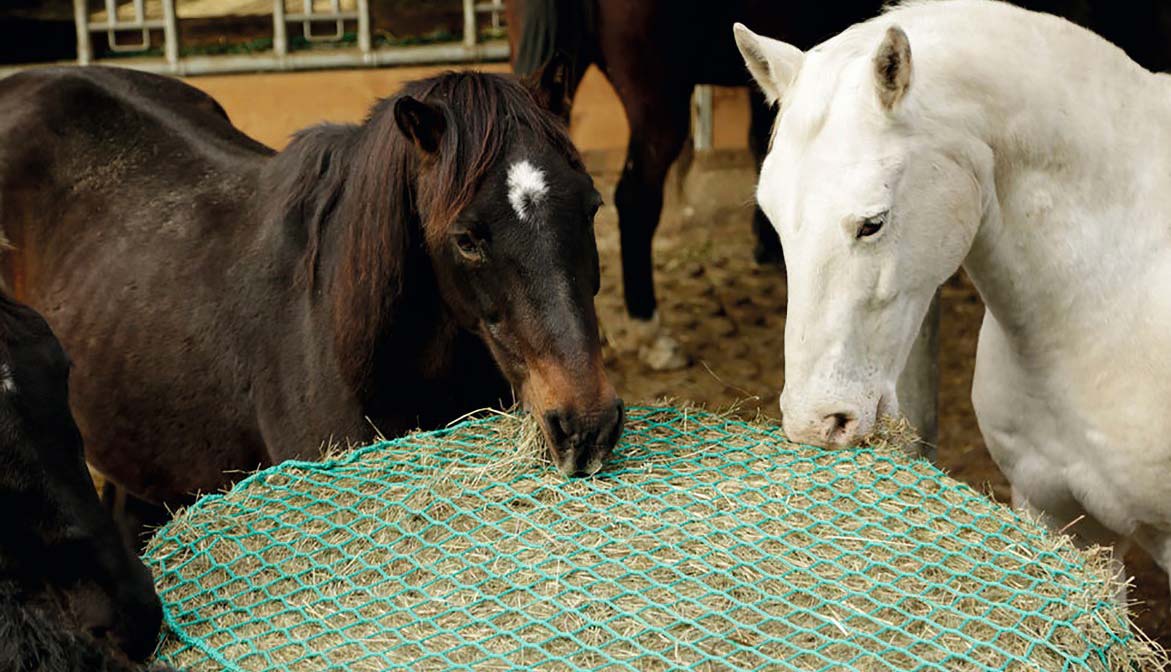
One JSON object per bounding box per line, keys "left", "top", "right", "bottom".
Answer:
{"left": 0, "top": 64, "right": 622, "bottom": 542}
{"left": 0, "top": 291, "right": 164, "bottom": 668}
{"left": 506, "top": 0, "right": 1171, "bottom": 370}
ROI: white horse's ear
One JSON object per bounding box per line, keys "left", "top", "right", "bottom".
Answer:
{"left": 873, "top": 25, "right": 913, "bottom": 111}
{"left": 734, "top": 23, "right": 804, "bottom": 106}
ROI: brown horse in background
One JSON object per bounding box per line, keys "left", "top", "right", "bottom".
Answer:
{"left": 506, "top": 0, "right": 887, "bottom": 370}
{"left": 0, "top": 64, "right": 622, "bottom": 542}
{"left": 506, "top": 0, "right": 1171, "bottom": 370}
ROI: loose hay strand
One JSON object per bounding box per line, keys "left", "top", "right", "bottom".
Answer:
{"left": 145, "top": 407, "right": 1167, "bottom": 672}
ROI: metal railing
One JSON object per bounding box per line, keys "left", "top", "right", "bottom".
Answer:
{"left": 692, "top": 85, "right": 714, "bottom": 152}
{"left": 57, "top": 0, "right": 508, "bottom": 77}
{"left": 43, "top": 1, "right": 709, "bottom": 150}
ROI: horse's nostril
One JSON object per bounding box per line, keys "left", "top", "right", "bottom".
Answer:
{"left": 558, "top": 413, "right": 575, "bottom": 440}
{"left": 544, "top": 409, "right": 572, "bottom": 447}
{"left": 829, "top": 413, "right": 851, "bottom": 430}
{"left": 89, "top": 624, "right": 111, "bottom": 640}
{"left": 822, "top": 411, "right": 858, "bottom": 444}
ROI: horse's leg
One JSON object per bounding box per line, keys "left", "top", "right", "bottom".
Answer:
{"left": 1158, "top": 535, "right": 1171, "bottom": 604}
{"left": 748, "top": 88, "right": 784, "bottom": 267}
{"left": 1129, "top": 527, "right": 1171, "bottom": 605}
{"left": 1160, "top": 535, "right": 1171, "bottom": 604}
{"left": 610, "top": 85, "right": 693, "bottom": 371}
{"left": 102, "top": 484, "right": 173, "bottom": 554}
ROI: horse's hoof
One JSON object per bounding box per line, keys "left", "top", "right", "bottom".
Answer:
{"left": 639, "top": 332, "right": 690, "bottom": 371}
{"left": 609, "top": 313, "right": 691, "bottom": 371}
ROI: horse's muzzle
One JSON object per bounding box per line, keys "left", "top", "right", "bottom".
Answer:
{"left": 109, "top": 585, "right": 164, "bottom": 662}
{"left": 68, "top": 552, "right": 164, "bottom": 661}
{"left": 543, "top": 399, "right": 625, "bottom": 476}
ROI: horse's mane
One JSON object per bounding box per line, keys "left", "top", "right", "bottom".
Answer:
{"left": 268, "top": 71, "right": 581, "bottom": 391}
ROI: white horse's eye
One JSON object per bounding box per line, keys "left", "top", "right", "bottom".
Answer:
{"left": 857, "top": 211, "right": 888, "bottom": 239}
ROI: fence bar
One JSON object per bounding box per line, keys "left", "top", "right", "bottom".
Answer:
{"left": 357, "top": 0, "right": 371, "bottom": 54}
{"left": 162, "top": 0, "right": 179, "bottom": 67}
{"left": 463, "top": 0, "right": 476, "bottom": 48}
{"left": 98, "top": 0, "right": 149, "bottom": 52}
{"left": 286, "top": 12, "right": 359, "bottom": 22}
{"left": 299, "top": 0, "right": 345, "bottom": 42}
{"left": 87, "top": 19, "right": 166, "bottom": 30}
{"left": 474, "top": 0, "right": 505, "bottom": 28}
{"left": 0, "top": 40, "right": 511, "bottom": 80}
{"left": 693, "top": 85, "right": 714, "bottom": 151}
{"left": 273, "top": 0, "right": 288, "bottom": 57}
{"left": 73, "top": 0, "right": 93, "bottom": 64}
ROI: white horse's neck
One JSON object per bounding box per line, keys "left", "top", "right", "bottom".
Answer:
{"left": 897, "top": 2, "right": 1171, "bottom": 346}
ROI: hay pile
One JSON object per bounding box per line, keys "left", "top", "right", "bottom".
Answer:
{"left": 145, "top": 407, "right": 1165, "bottom": 672}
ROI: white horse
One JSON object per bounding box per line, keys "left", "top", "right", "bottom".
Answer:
{"left": 735, "top": 0, "right": 1171, "bottom": 597}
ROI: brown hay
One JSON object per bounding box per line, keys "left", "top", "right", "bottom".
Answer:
{"left": 147, "top": 407, "right": 1167, "bottom": 672}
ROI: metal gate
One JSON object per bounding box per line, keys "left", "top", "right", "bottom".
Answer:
{"left": 4, "top": 0, "right": 510, "bottom": 77}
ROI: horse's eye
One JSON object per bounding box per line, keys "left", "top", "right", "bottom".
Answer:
{"left": 453, "top": 232, "right": 482, "bottom": 260}
{"left": 857, "top": 211, "right": 888, "bottom": 239}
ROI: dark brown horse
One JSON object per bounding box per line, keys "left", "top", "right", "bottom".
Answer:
{"left": 0, "top": 64, "right": 622, "bottom": 540}
{"left": 0, "top": 291, "right": 164, "bottom": 666}
{"left": 506, "top": 0, "right": 1171, "bottom": 370}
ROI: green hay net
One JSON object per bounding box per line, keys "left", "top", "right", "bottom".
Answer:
{"left": 144, "top": 407, "right": 1162, "bottom": 671}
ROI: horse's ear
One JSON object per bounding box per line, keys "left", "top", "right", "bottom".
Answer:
{"left": 873, "top": 25, "right": 913, "bottom": 111}
{"left": 523, "top": 51, "right": 574, "bottom": 122}
{"left": 394, "top": 96, "right": 446, "bottom": 154}
{"left": 734, "top": 23, "right": 804, "bottom": 106}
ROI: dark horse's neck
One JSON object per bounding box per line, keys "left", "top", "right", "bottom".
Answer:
{"left": 258, "top": 105, "right": 461, "bottom": 414}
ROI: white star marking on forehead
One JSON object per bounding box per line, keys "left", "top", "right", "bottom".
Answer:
{"left": 507, "top": 160, "right": 548, "bottom": 222}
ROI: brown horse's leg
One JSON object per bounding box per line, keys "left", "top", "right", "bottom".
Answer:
{"left": 608, "top": 84, "right": 693, "bottom": 370}
{"left": 613, "top": 87, "right": 691, "bottom": 321}
{"left": 103, "top": 485, "right": 173, "bottom": 554}
{"left": 748, "top": 88, "right": 784, "bottom": 267}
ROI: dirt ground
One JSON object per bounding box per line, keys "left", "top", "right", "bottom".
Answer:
{"left": 190, "top": 65, "right": 1169, "bottom": 653}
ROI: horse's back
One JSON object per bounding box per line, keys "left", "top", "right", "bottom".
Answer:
{"left": 0, "top": 66, "right": 269, "bottom": 276}
{"left": 0, "top": 67, "right": 268, "bottom": 218}
{"left": 0, "top": 65, "right": 268, "bottom": 158}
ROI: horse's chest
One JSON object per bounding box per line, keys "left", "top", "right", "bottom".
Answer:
{"left": 972, "top": 312, "right": 1171, "bottom": 534}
